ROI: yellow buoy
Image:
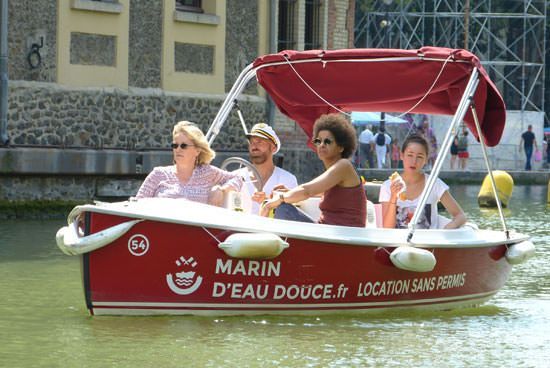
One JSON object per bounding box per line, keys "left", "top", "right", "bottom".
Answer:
{"left": 477, "top": 170, "right": 514, "bottom": 208}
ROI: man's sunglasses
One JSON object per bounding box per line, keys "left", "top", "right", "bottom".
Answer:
{"left": 312, "top": 138, "right": 334, "bottom": 146}
{"left": 171, "top": 143, "right": 194, "bottom": 149}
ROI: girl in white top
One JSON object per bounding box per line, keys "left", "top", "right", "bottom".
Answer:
{"left": 379, "top": 134, "right": 466, "bottom": 229}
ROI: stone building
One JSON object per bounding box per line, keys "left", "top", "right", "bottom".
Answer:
{"left": 0, "top": 0, "right": 355, "bottom": 205}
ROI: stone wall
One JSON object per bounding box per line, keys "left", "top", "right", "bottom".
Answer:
{"left": 1, "top": 0, "right": 350, "bottom": 206}
{"left": 7, "top": 0, "right": 57, "bottom": 82}
{"left": 70, "top": 32, "right": 117, "bottom": 66}
{"left": 0, "top": 176, "right": 98, "bottom": 201}
{"left": 175, "top": 43, "right": 214, "bottom": 74}
{"left": 225, "top": 0, "right": 259, "bottom": 94}
{"left": 6, "top": 81, "right": 265, "bottom": 151}
{"left": 128, "top": 0, "right": 162, "bottom": 88}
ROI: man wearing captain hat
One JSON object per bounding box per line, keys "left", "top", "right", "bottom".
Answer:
{"left": 237, "top": 123, "right": 298, "bottom": 215}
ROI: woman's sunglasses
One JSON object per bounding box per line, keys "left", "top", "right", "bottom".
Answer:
{"left": 171, "top": 143, "right": 194, "bottom": 149}
{"left": 312, "top": 138, "right": 334, "bottom": 146}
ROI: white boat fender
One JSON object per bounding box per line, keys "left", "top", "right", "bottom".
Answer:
{"left": 505, "top": 240, "right": 535, "bottom": 265}
{"left": 56, "top": 219, "right": 142, "bottom": 256}
{"left": 218, "top": 233, "right": 289, "bottom": 259}
{"left": 390, "top": 246, "right": 436, "bottom": 272}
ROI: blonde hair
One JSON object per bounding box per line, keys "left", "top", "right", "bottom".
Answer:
{"left": 172, "top": 121, "right": 215, "bottom": 165}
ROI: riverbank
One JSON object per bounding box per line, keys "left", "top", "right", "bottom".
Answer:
{"left": 360, "top": 168, "right": 550, "bottom": 185}
{"left": 1, "top": 171, "right": 548, "bottom": 220}
{"left": 1, "top": 145, "right": 548, "bottom": 219}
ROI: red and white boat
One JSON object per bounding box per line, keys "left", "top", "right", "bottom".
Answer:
{"left": 56, "top": 47, "right": 535, "bottom": 316}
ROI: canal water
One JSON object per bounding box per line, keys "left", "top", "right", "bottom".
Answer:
{"left": 1, "top": 185, "right": 549, "bottom": 367}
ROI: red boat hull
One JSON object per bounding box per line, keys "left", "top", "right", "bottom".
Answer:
{"left": 81, "top": 212, "right": 512, "bottom": 316}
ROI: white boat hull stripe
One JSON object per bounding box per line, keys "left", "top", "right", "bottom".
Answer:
{"left": 92, "top": 290, "right": 497, "bottom": 309}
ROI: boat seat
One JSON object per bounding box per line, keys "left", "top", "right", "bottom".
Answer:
{"left": 295, "top": 197, "right": 321, "bottom": 222}
{"left": 368, "top": 202, "right": 383, "bottom": 228}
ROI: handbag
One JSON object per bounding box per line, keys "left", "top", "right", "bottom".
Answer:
{"left": 534, "top": 149, "right": 542, "bottom": 162}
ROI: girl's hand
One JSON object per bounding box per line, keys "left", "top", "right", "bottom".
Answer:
{"left": 389, "top": 179, "right": 404, "bottom": 200}
{"left": 259, "top": 197, "right": 283, "bottom": 217}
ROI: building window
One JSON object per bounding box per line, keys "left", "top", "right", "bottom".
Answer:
{"left": 278, "top": 0, "right": 296, "bottom": 51}
{"left": 176, "top": 0, "right": 203, "bottom": 13}
{"left": 304, "top": 0, "right": 322, "bottom": 50}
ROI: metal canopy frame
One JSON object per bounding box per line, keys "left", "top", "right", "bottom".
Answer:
{"left": 354, "top": 0, "right": 546, "bottom": 114}
{"left": 206, "top": 57, "right": 510, "bottom": 241}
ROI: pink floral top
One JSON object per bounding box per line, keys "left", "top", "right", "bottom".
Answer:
{"left": 135, "top": 165, "right": 243, "bottom": 203}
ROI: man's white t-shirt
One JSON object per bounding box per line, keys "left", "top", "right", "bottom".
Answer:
{"left": 359, "top": 129, "right": 374, "bottom": 145}
{"left": 379, "top": 174, "right": 449, "bottom": 229}
{"left": 236, "top": 166, "right": 298, "bottom": 215}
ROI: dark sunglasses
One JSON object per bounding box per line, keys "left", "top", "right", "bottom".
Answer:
{"left": 312, "top": 138, "right": 334, "bottom": 146}
{"left": 171, "top": 143, "right": 194, "bottom": 149}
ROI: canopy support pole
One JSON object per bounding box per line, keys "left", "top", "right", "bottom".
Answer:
{"left": 233, "top": 100, "right": 249, "bottom": 135}
{"left": 470, "top": 103, "right": 509, "bottom": 239}
{"left": 407, "top": 68, "right": 480, "bottom": 242}
{"left": 206, "top": 63, "right": 256, "bottom": 145}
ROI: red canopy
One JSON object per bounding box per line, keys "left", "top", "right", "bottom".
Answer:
{"left": 253, "top": 47, "right": 506, "bottom": 146}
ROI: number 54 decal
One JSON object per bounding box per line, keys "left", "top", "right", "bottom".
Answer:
{"left": 128, "top": 234, "right": 149, "bottom": 256}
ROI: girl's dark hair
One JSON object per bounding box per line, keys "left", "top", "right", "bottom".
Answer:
{"left": 401, "top": 134, "right": 430, "bottom": 155}
{"left": 313, "top": 113, "right": 357, "bottom": 158}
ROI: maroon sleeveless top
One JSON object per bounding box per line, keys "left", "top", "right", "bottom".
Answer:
{"left": 318, "top": 184, "right": 367, "bottom": 227}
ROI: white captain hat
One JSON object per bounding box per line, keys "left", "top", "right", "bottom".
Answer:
{"left": 246, "top": 123, "right": 281, "bottom": 153}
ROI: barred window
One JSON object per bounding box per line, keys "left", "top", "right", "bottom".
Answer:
{"left": 304, "top": 0, "right": 322, "bottom": 50}
{"left": 278, "top": 0, "right": 296, "bottom": 51}
{"left": 176, "top": 0, "right": 203, "bottom": 13}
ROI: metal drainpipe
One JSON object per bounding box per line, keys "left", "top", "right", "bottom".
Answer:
{"left": 0, "top": 0, "right": 9, "bottom": 145}
{"left": 267, "top": 0, "right": 277, "bottom": 126}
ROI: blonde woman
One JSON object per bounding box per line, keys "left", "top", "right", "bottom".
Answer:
{"left": 135, "top": 121, "right": 242, "bottom": 206}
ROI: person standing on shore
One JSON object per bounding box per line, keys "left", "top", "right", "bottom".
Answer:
{"left": 373, "top": 127, "right": 391, "bottom": 169}
{"left": 358, "top": 125, "right": 374, "bottom": 168}
{"left": 450, "top": 135, "right": 459, "bottom": 170}
{"left": 391, "top": 138, "right": 401, "bottom": 168}
{"left": 519, "top": 125, "right": 538, "bottom": 171}
{"left": 457, "top": 129, "right": 469, "bottom": 170}
{"left": 544, "top": 135, "right": 550, "bottom": 168}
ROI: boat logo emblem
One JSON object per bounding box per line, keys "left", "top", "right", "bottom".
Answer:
{"left": 128, "top": 234, "right": 150, "bottom": 256}
{"left": 166, "top": 256, "right": 203, "bottom": 295}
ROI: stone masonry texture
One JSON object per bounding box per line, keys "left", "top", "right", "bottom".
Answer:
{"left": 70, "top": 32, "right": 116, "bottom": 66}
{"left": 225, "top": 0, "right": 259, "bottom": 94}
{"left": 175, "top": 43, "right": 214, "bottom": 74}
{"left": 7, "top": 81, "right": 265, "bottom": 151}
{"left": 7, "top": 0, "right": 57, "bottom": 82}
{"left": 129, "top": 0, "right": 162, "bottom": 88}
